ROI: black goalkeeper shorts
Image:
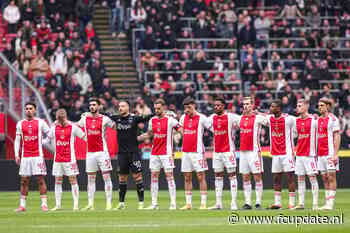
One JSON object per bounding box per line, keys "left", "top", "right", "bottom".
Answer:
{"left": 117, "top": 152, "right": 143, "bottom": 175}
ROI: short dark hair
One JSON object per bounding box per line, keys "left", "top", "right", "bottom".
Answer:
{"left": 183, "top": 97, "right": 196, "bottom": 106}
{"left": 89, "top": 97, "right": 100, "bottom": 105}
{"left": 25, "top": 101, "right": 37, "bottom": 109}
{"left": 214, "top": 97, "right": 225, "bottom": 105}
{"left": 119, "top": 100, "right": 130, "bottom": 106}
{"left": 154, "top": 98, "right": 166, "bottom": 106}
{"left": 298, "top": 98, "right": 309, "bottom": 105}
{"left": 271, "top": 99, "right": 282, "bottom": 108}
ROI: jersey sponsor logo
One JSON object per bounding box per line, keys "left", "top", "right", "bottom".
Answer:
{"left": 240, "top": 128, "right": 252, "bottom": 134}
{"left": 214, "top": 130, "right": 228, "bottom": 135}
{"left": 318, "top": 133, "right": 327, "bottom": 138}
{"left": 184, "top": 129, "right": 197, "bottom": 135}
{"left": 298, "top": 133, "right": 310, "bottom": 139}
{"left": 271, "top": 132, "right": 284, "bottom": 137}
{"left": 24, "top": 135, "right": 38, "bottom": 141}
{"left": 117, "top": 124, "right": 132, "bottom": 130}
{"left": 56, "top": 140, "right": 70, "bottom": 146}
{"left": 154, "top": 133, "right": 167, "bottom": 139}
{"left": 87, "top": 129, "right": 101, "bottom": 135}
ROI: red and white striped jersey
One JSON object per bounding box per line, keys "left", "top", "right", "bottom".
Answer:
{"left": 294, "top": 115, "right": 318, "bottom": 157}
{"left": 239, "top": 114, "right": 268, "bottom": 152}
{"left": 179, "top": 112, "right": 210, "bottom": 153}
{"left": 49, "top": 122, "right": 85, "bottom": 163}
{"left": 149, "top": 115, "right": 179, "bottom": 156}
{"left": 16, "top": 118, "right": 50, "bottom": 158}
{"left": 266, "top": 114, "right": 296, "bottom": 156}
{"left": 208, "top": 112, "right": 240, "bottom": 153}
{"left": 78, "top": 113, "right": 114, "bottom": 153}
{"left": 317, "top": 114, "right": 340, "bottom": 157}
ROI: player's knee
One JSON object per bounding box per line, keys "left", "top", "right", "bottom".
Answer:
{"left": 69, "top": 176, "right": 77, "bottom": 185}
{"left": 215, "top": 172, "right": 224, "bottom": 178}
{"left": 273, "top": 174, "right": 281, "bottom": 182}
{"left": 119, "top": 174, "right": 128, "bottom": 182}
{"left": 308, "top": 175, "right": 317, "bottom": 182}
{"left": 21, "top": 178, "right": 29, "bottom": 186}
{"left": 227, "top": 168, "right": 236, "bottom": 176}
{"left": 196, "top": 172, "right": 206, "bottom": 181}
{"left": 37, "top": 176, "right": 45, "bottom": 185}
{"left": 151, "top": 172, "right": 159, "bottom": 179}
{"left": 253, "top": 174, "right": 262, "bottom": 182}
{"left": 242, "top": 174, "right": 251, "bottom": 182}
{"left": 103, "top": 173, "right": 111, "bottom": 181}
{"left": 297, "top": 175, "right": 305, "bottom": 182}
{"left": 132, "top": 172, "right": 142, "bottom": 181}
{"left": 165, "top": 172, "right": 174, "bottom": 180}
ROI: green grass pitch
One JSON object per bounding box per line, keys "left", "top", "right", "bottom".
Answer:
{"left": 0, "top": 190, "right": 349, "bottom": 233}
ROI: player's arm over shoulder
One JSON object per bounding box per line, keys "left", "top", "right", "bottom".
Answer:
{"left": 77, "top": 113, "right": 87, "bottom": 127}
{"left": 103, "top": 115, "right": 115, "bottom": 129}
{"left": 257, "top": 114, "right": 268, "bottom": 126}
{"left": 73, "top": 124, "right": 85, "bottom": 139}
{"left": 40, "top": 119, "right": 50, "bottom": 136}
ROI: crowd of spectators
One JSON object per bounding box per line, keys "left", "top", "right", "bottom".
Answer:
{"left": 130, "top": 0, "right": 350, "bottom": 149}
{"left": 0, "top": 0, "right": 349, "bottom": 150}
{"left": 0, "top": 0, "right": 118, "bottom": 121}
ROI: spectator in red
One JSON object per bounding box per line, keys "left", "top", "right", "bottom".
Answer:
{"left": 85, "top": 22, "right": 95, "bottom": 42}
{"left": 36, "top": 21, "right": 51, "bottom": 43}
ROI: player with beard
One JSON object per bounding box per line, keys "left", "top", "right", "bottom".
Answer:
{"left": 179, "top": 97, "right": 210, "bottom": 210}
{"left": 78, "top": 98, "right": 115, "bottom": 211}
{"left": 143, "top": 99, "right": 180, "bottom": 210}
{"left": 317, "top": 98, "right": 340, "bottom": 210}
{"left": 293, "top": 99, "right": 319, "bottom": 210}
{"left": 109, "top": 100, "right": 152, "bottom": 210}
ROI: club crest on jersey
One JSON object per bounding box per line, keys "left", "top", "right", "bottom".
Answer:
{"left": 60, "top": 131, "right": 65, "bottom": 139}
{"left": 28, "top": 124, "right": 33, "bottom": 134}
{"left": 301, "top": 122, "right": 305, "bottom": 132}
{"left": 244, "top": 118, "right": 248, "bottom": 127}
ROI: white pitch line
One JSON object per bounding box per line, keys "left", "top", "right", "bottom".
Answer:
{"left": 31, "top": 222, "right": 227, "bottom": 228}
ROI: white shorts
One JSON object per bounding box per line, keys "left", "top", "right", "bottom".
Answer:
{"left": 53, "top": 162, "right": 79, "bottom": 177}
{"left": 295, "top": 156, "right": 318, "bottom": 176}
{"left": 181, "top": 152, "right": 208, "bottom": 173}
{"left": 272, "top": 154, "right": 295, "bottom": 173}
{"left": 317, "top": 155, "right": 339, "bottom": 173}
{"left": 86, "top": 152, "right": 113, "bottom": 173}
{"left": 239, "top": 151, "right": 263, "bottom": 174}
{"left": 19, "top": 156, "right": 47, "bottom": 176}
{"left": 213, "top": 152, "right": 237, "bottom": 173}
{"left": 149, "top": 154, "right": 175, "bottom": 172}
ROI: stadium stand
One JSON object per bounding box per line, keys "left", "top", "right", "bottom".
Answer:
{"left": 0, "top": 0, "right": 349, "bottom": 152}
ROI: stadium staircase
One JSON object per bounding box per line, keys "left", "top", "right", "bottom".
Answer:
{"left": 93, "top": 5, "right": 140, "bottom": 99}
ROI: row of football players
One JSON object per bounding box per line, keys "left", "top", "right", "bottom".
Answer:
{"left": 140, "top": 97, "right": 339, "bottom": 211}
{"left": 13, "top": 96, "right": 339, "bottom": 212}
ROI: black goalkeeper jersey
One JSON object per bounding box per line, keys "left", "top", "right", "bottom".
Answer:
{"left": 110, "top": 114, "right": 152, "bottom": 153}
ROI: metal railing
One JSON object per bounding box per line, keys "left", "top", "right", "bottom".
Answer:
{"left": 0, "top": 53, "right": 52, "bottom": 124}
